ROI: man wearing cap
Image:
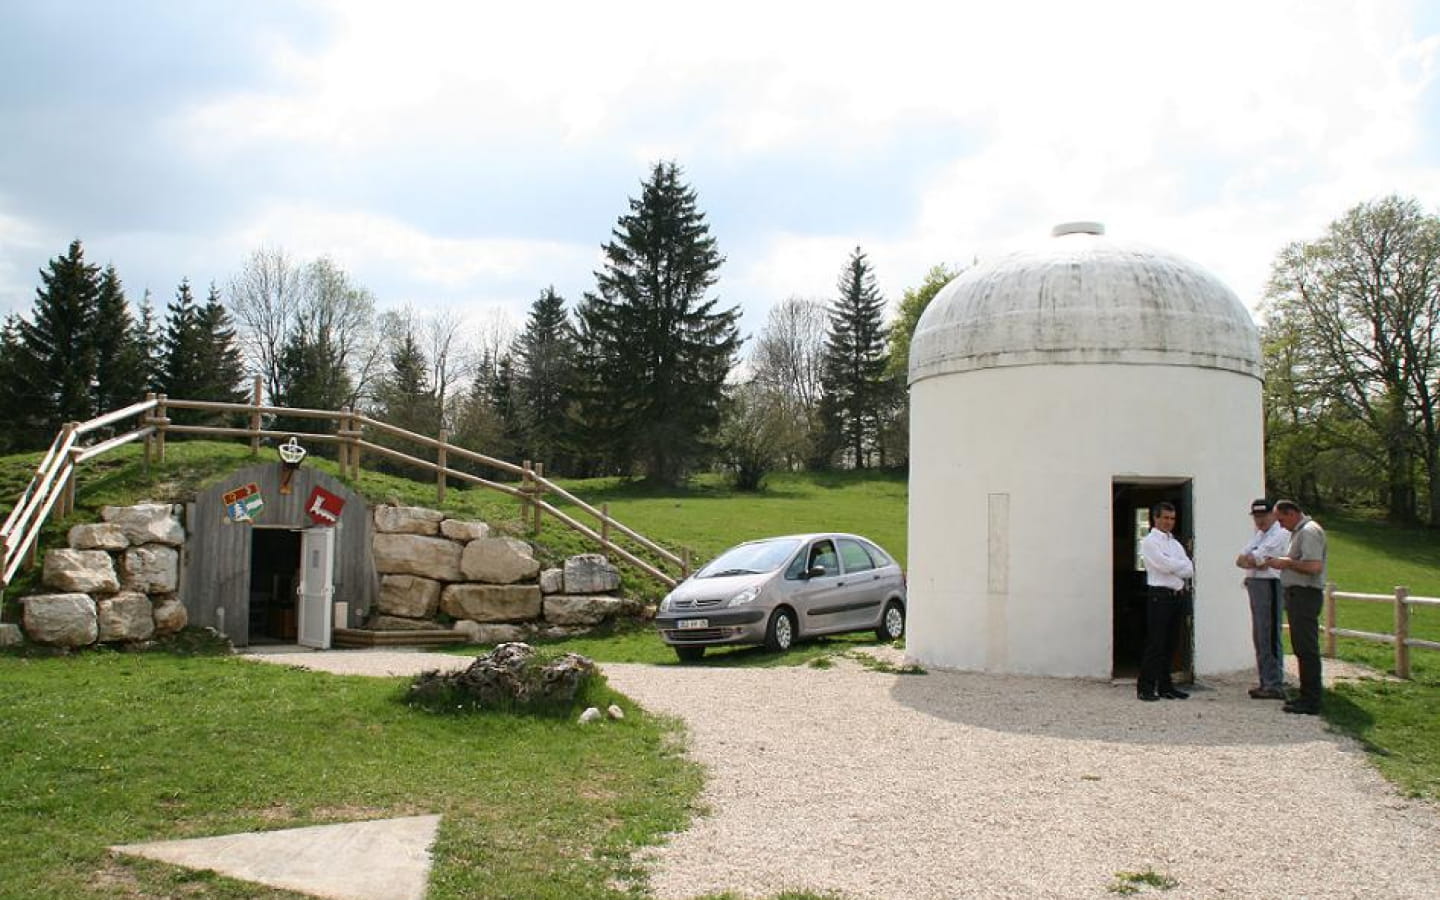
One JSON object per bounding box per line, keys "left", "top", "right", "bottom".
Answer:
{"left": 1269, "top": 500, "right": 1328, "bottom": 715}
{"left": 1138, "top": 501, "right": 1194, "bottom": 701}
{"left": 1235, "top": 499, "right": 1290, "bottom": 700}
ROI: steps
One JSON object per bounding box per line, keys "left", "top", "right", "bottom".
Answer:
{"left": 332, "top": 628, "right": 469, "bottom": 649}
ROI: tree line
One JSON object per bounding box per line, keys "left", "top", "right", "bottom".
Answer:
{"left": 3, "top": 164, "right": 1433, "bottom": 519}
{"left": 0, "top": 162, "right": 954, "bottom": 488}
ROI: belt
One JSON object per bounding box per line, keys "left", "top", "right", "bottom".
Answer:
{"left": 1149, "top": 586, "right": 1185, "bottom": 595}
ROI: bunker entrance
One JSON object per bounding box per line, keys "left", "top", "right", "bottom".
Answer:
{"left": 1112, "top": 478, "right": 1194, "bottom": 682}
{"left": 248, "top": 528, "right": 301, "bottom": 644}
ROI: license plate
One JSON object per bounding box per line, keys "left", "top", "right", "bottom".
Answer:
{"left": 676, "top": 618, "right": 709, "bottom": 629}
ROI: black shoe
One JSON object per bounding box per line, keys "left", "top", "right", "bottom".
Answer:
{"left": 1160, "top": 688, "right": 1189, "bottom": 700}
{"left": 1137, "top": 691, "right": 1160, "bottom": 702}
{"left": 1283, "top": 702, "right": 1320, "bottom": 715}
{"left": 1249, "top": 687, "right": 1286, "bottom": 700}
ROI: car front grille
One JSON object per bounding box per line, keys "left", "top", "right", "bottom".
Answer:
{"left": 663, "top": 628, "right": 728, "bottom": 643}
{"left": 670, "top": 597, "right": 725, "bottom": 610}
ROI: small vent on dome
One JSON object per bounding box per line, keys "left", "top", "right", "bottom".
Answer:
{"left": 1052, "top": 221, "right": 1105, "bottom": 237}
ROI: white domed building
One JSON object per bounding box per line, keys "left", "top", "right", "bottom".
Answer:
{"left": 906, "top": 223, "right": 1262, "bottom": 680}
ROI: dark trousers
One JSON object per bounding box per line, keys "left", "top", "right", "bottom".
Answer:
{"left": 1284, "top": 585, "right": 1324, "bottom": 706}
{"left": 1139, "top": 588, "right": 1185, "bottom": 695}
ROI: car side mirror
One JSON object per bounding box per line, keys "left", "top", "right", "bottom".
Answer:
{"left": 807, "top": 564, "right": 827, "bottom": 579}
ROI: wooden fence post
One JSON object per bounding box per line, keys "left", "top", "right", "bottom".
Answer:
{"left": 155, "top": 394, "right": 169, "bottom": 463}
{"left": 1324, "top": 581, "right": 1337, "bottom": 659}
{"left": 1395, "top": 585, "right": 1411, "bottom": 679}
{"left": 520, "top": 460, "right": 532, "bottom": 525}
{"left": 249, "top": 376, "right": 263, "bottom": 456}
{"left": 531, "top": 462, "right": 544, "bottom": 534}
{"left": 337, "top": 406, "right": 351, "bottom": 473}
{"left": 436, "top": 428, "right": 448, "bottom": 504}
{"left": 143, "top": 392, "right": 156, "bottom": 473}
{"left": 601, "top": 502, "right": 610, "bottom": 549}
{"left": 350, "top": 413, "right": 362, "bottom": 479}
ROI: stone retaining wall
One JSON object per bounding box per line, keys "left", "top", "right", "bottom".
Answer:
{"left": 19, "top": 504, "right": 189, "bottom": 648}
{"left": 369, "top": 504, "right": 643, "bottom": 643}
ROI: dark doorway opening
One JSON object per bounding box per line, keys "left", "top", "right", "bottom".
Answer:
{"left": 249, "top": 529, "right": 301, "bottom": 644}
{"left": 1112, "top": 478, "right": 1194, "bottom": 681}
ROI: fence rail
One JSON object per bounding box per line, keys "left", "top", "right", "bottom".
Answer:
{"left": 1, "top": 384, "right": 689, "bottom": 598}
{"left": 1325, "top": 583, "right": 1440, "bottom": 679}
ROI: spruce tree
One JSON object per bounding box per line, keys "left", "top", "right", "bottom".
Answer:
{"left": 575, "top": 161, "right": 739, "bottom": 484}
{"left": 820, "top": 246, "right": 890, "bottom": 469}
{"left": 17, "top": 239, "right": 101, "bottom": 431}
{"left": 92, "top": 265, "right": 147, "bottom": 414}
{"left": 512, "top": 286, "right": 578, "bottom": 470}
{"left": 195, "top": 283, "right": 249, "bottom": 405}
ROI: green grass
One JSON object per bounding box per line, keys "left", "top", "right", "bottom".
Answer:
{"left": 0, "top": 647, "right": 702, "bottom": 899}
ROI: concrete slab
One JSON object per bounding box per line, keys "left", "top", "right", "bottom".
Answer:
{"left": 112, "top": 814, "right": 440, "bottom": 900}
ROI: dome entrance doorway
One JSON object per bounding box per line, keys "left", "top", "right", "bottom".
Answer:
{"left": 1112, "top": 478, "right": 1194, "bottom": 683}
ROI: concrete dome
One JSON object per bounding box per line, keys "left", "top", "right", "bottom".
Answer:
{"left": 909, "top": 223, "right": 1261, "bottom": 385}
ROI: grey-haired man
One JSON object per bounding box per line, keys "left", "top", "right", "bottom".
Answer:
{"left": 1235, "top": 498, "right": 1290, "bottom": 700}
{"left": 1269, "top": 500, "right": 1328, "bottom": 715}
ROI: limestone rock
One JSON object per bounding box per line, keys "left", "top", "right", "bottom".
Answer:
{"left": 98, "top": 592, "right": 156, "bottom": 642}
{"left": 0, "top": 623, "right": 22, "bottom": 647}
{"left": 440, "top": 584, "right": 542, "bottom": 622}
{"left": 606, "top": 704, "right": 625, "bottom": 720}
{"left": 460, "top": 537, "right": 539, "bottom": 584}
{"left": 563, "top": 554, "right": 621, "bottom": 594}
{"left": 373, "top": 533, "right": 463, "bottom": 580}
{"left": 544, "top": 594, "right": 626, "bottom": 626}
{"left": 121, "top": 545, "right": 179, "bottom": 594}
{"left": 377, "top": 574, "right": 442, "bottom": 619}
{"left": 440, "top": 519, "right": 490, "bottom": 541}
{"left": 578, "top": 707, "right": 603, "bottom": 724}
{"left": 100, "top": 504, "right": 184, "bottom": 546}
{"left": 369, "top": 614, "right": 440, "bottom": 631}
{"left": 373, "top": 505, "right": 444, "bottom": 535}
{"left": 151, "top": 594, "right": 188, "bottom": 635}
{"left": 536, "top": 624, "right": 588, "bottom": 640}
{"left": 22, "top": 593, "right": 97, "bottom": 647}
{"left": 68, "top": 522, "right": 129, "bottom": 551}
{"left": 452, "top": 621, "right": 528, "bottom": 645}
{"left": 43, "top": 548, "right": 120, "bottom": 594}
{"left": 539, "top": 567, "right": 563, "bottom": 594}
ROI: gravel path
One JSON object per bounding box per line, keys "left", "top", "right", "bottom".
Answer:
{"left": 244, "top": 648, "right": 1440, "bottom": 899}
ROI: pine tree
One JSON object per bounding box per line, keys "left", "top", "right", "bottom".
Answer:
{"left": 195, "top": 284, "right": 249, "bottom": 405}
{"left": 820, "top": 246, "right": 890, "bottom": 469}
{"left": 0, "top": 316, "right": 38, "bottom": 451}
{"left": 16, "top": 239, "right": 101, "bottom": 431}
{"left": 132, "top": 290, "right": 162, "bottom": 394}
{"left": 574, "top": 161, "right": 739, "bottom": 484}
{"left": 512, "top": 286, "right": 578, "bottom": 470}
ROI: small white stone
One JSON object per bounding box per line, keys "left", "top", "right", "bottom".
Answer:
{"left": 606, "top": 704, "right": 625, "bottom": 720}
{"left": 578, "top": 706, "right": 603, "bottom": 725}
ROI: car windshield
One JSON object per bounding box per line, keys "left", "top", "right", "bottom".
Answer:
{"left": 696, "top": 538, "right": 803, "bottom": 578}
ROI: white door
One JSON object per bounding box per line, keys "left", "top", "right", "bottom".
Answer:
{"left": 297, "top": 527, "right": 335, "bottom": 649}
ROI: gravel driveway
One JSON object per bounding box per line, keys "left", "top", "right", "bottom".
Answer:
{"left": 246, "top": 648, "right": 1440, "bottom": 899}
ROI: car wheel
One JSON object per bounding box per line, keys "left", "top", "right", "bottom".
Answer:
{"left": 876, "top": 601, "right": 905, "bottom": 642}
{"left": 674, "top": 645, "right": 705, "bottom": 663}
{"left": 764, "top": 607, "right": 796, "bottom": 652}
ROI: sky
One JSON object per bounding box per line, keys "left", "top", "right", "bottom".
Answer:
{"left": 2, "top": 0, "right": 1440, "bottom": 349}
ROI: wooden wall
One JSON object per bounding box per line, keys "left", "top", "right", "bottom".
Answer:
{"left": 182, "top": 461, "right": 377, "bottom": 646}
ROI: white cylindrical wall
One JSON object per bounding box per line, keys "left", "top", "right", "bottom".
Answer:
{"left": 907, "top": 363, "right": 1262, "bottom": 678}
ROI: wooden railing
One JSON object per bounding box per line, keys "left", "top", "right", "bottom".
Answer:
{"left": 1, "top": 387, "right": 689, "bottom": 597}
{"left": 1325, "top": 583, "right": 1440, "bottom": 679}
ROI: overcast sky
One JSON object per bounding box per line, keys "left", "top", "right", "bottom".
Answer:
{"left": 3, "top": 0, "right": 1439, "bottom": 346}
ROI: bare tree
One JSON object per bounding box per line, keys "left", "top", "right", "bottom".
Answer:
{"left": 300, "top": 257, "right": 382, "bottom": 407}
{"left": 748, "top": 296, "right": 828, "bottom": 466}
{"left": 226, "top": 246, "right": 304, "bottom": 404}
{"left": 425, "top": 308, "right": 472, "bottom": 431}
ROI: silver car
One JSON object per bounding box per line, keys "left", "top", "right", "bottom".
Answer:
{"left": 654, "top": 532, "right": 906, "bottom": 662}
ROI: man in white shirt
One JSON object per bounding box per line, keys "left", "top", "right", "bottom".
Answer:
{"left": 1235, "top": 498, "right": 1291, "bottom": 700}
{"left": 1138, "top": 501, "right": 1195, "bottom": 701}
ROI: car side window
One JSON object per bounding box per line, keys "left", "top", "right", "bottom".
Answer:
{"left": 784, "top": 548, "right": 809, "bottom": 580}
{"left": 858, "top": 539, "right": 891, "bottom": 568}
{"left": 808, "top": 540, "right": 838, "bottom": 577}
{"left": 838, "top": 538, "right": 874, "bottom": 574}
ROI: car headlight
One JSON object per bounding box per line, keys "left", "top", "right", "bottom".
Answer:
{"left": 727, "top": 586, "right": 760, "bottom": 607}
{"left": 660, "top": 593, "right": 675, "bottom": 612}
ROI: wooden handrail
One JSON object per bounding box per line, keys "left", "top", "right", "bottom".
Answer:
{"left": 0, "top": 395, "right": 688, "bottom": 596}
